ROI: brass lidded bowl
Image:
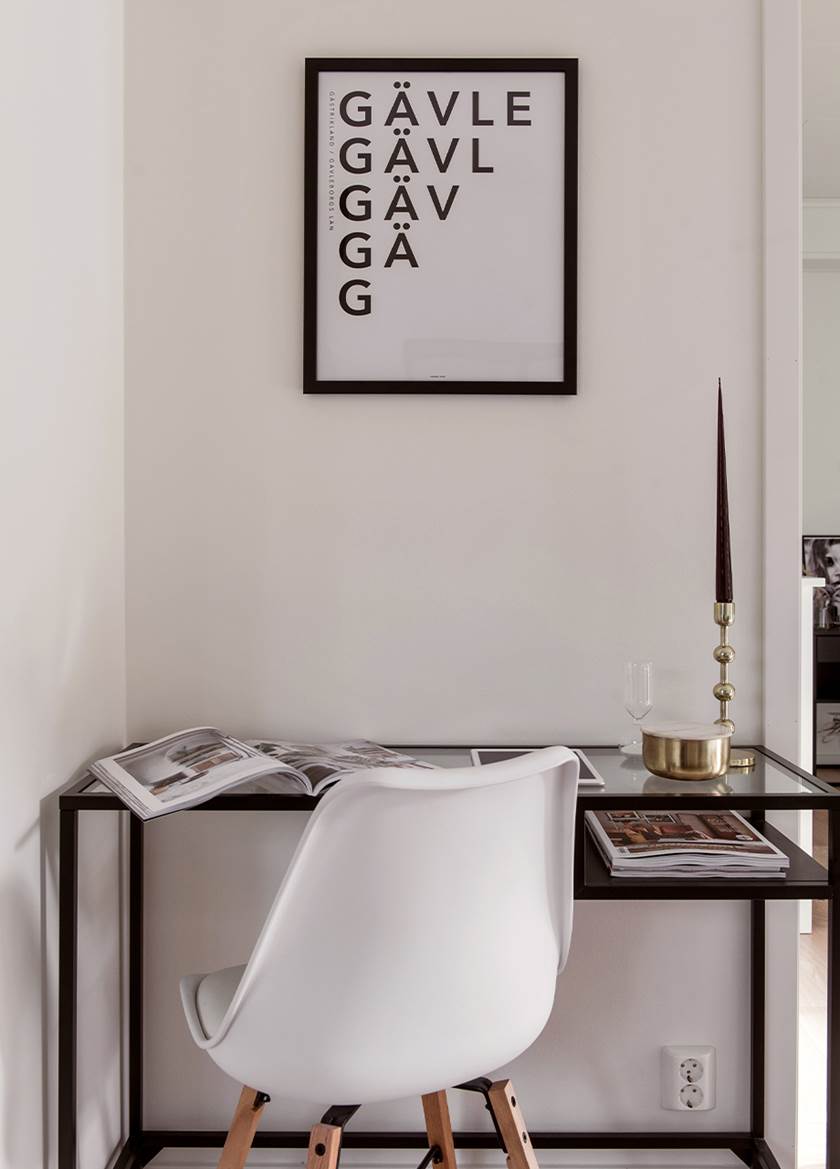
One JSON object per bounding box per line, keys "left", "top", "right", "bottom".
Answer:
{"left": 642, "top": 721, "right": 732, "bottom": 782}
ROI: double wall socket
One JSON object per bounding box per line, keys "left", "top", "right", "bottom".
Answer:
{"left": 661, "top": 1046, "right": 716, "bottom": 1111}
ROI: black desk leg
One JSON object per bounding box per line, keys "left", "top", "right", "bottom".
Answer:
{"left": 58, "top": 808, "right": 78, "bottom": 1169}
{"left": 573, "top": 808, "right": 585, "bottom": 895}
{"left": 128, "top": 815, "right": 145, "bottom": 1142}
{"left": 751, "top": 810, "right": 766, "bottom": 1147}
{"left": 828, "top": 809, "right": 840, "bottom": 1169}
{"left": 750, "top": 900, "right": 765, "bottom": 1142}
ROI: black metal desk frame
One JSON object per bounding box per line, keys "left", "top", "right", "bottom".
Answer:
{"left": 57, "top": 745, "right": 840, "bottom": 1169}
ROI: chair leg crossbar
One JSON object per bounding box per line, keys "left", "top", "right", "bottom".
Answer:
{"left": 417, "top": 1145, "right": 444, "bottom": 1169}
{"left": 217, "top": 1078, "right": 535, "bottom": 1169}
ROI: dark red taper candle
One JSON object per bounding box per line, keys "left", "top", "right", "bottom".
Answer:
{"left": 716, "top": 379, "right": 733, "bottom": 604}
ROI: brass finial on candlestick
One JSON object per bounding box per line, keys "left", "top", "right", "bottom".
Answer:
{"left": 714, "top": 382, "right": 755, "bottom": 769}
{"left": 712, "top": 601, "right": 753, "bottom": 768}
{"left": 713, "top": 600, "right": 736, "bottom": 734}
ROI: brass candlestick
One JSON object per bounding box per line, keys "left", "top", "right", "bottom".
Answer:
{"left": 713, "top": 602, "right": 755, "bottom": 769}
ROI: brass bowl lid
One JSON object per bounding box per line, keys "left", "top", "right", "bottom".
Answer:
{"left": 643, "top": 721, "right": 733, "bottom": 742}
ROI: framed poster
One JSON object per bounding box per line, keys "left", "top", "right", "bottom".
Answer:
{"left": 303, "top": 58, "right": 578, "bottom": 394}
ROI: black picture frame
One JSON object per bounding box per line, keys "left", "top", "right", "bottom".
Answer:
{"left": 303, "top": 57, "right": 579, "bottom": 395}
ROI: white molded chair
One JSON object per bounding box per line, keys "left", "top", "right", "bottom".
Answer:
{"left": 180, "top": 746, "right": 579, "bottom": 1169}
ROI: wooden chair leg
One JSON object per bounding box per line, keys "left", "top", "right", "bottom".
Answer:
{"left": 421, "top": 1090, "right": 458, "bottom": 1169}
{"left": 487, "top": 1080, "right": 539, "bottom": 1169}
{"left": 305, "top": 1122, "right": 343, "bottom": 1169}
{"left": 218, "top": 1085, "right": 268, "bottom": 1169}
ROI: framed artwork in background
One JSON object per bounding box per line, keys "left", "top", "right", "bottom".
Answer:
{"left": 803, "top": 536, "right": 840, "bottom": 581}
{"left": 303, "top": 58, "right": 579, "bottom": 394}
{"left": 804, "top": 535, "right": 840, "bottom": 627}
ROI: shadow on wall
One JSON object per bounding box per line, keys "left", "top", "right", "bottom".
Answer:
{"left": 0, "top": 770, "right": 120, "bottom": 1169}
{"left": 40, "top": 777, "right": 123, "bottom": 1169}
{"left": 0, "top": 812, "right": 43, "bottom": 1169}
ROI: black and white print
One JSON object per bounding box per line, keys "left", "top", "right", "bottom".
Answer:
{"left": 304, "top": 58, "right": 578, "bottom": 394}
{"left": 804, "top": 535, "right": 840, "bottom": 625}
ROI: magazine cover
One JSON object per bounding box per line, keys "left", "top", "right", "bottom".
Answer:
{"left": 585, "top": 809, "right": 789, "bottom": 871}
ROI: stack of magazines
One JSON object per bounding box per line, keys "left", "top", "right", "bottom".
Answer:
{"left": 90, "top": 727, "right": 431, "bottom": 820}
{"left": 585, "top": 809, "right": 790, "bottom": 879}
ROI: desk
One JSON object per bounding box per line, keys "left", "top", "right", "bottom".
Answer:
{"left": 58, "top": 745, "right": 840, "bottom": 1169}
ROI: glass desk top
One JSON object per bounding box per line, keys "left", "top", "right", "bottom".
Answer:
{"left": 75, "top": 744, "right": 839, "bottom": 810}
{"left": 411, "top": 747, "right": 837, "bottom": 803}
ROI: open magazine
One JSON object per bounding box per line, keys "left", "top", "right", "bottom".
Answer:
{"left": 585, "top": 809, "right": 790, "bottom": 878}
{"left": 89, "top": 728, "right": 431, "bottom": 820}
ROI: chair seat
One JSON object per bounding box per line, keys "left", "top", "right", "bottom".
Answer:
{"left": 190, "top": 964, "right": 246, "bottom": 1039}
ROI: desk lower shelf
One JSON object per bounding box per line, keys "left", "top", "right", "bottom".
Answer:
{"left": 578, "top": 821, "right": 830, "bottom": 900}
{"left": 119, "top": 1128, "right": 775, "bottom": 1169}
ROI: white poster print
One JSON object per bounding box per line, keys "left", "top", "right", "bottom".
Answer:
{"left": 315, "top": 69, "right": 567, "bottom": 385}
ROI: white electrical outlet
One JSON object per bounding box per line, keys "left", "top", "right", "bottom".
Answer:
{"left": 661, "top": 1046, "right": 716, "bottom": 1111}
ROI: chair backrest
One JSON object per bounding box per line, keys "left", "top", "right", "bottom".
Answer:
{"left": 203, "top": 746, "right": 579, "bottom": 1105}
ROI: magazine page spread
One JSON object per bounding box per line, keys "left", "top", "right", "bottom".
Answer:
{"left": 90, "top": 732, "right": 435, "bottom": 819}
{"left": 90, "top": 728, "right": 287, "bottom": 820}
{"left": 585, "top": 809, "right": 789, "bottom": 877}
{"left": 248, "top": 740, "right": 434, "bottom": 795}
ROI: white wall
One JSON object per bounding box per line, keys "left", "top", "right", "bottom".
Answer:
{"left": 125, "top": 0, "right": 764, "bottom": 744}
{"left": 124, "top": 0, "right": 773, "bottom": 1151}
{"left": 0, "top": 3, "right": 126, "bottom": 1168}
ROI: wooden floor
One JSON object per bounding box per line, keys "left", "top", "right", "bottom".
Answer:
{"left": 799, "top": 797, "right": 830, "bottom": 1169}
